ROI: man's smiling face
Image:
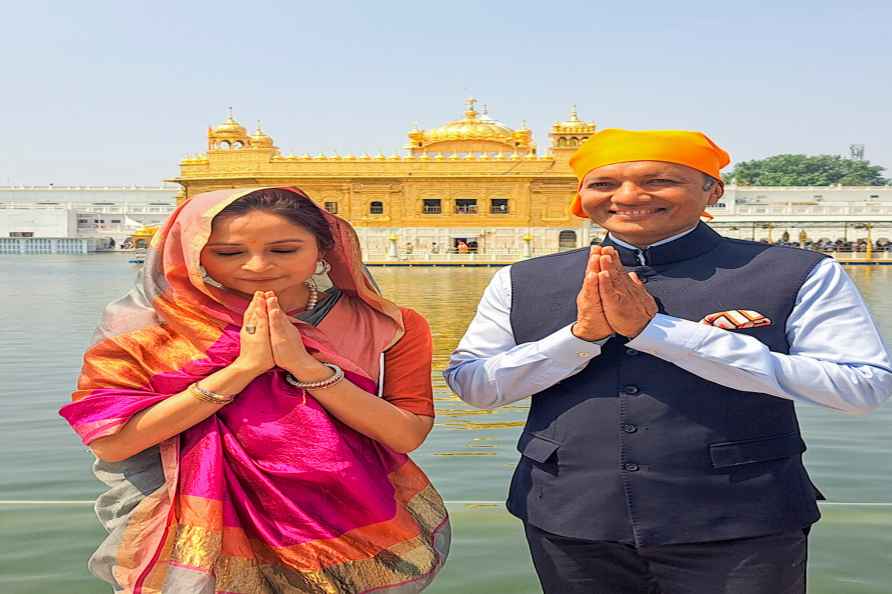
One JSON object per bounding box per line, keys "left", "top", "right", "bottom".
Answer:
{"left": 578, "top": 161, "right": 723, "bottom": 247}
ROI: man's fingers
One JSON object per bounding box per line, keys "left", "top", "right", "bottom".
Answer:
{"left": 600, "top": 255, "right": 626, "bottom": 294}
{"left": 598, "top": 270, "right": 620, "bottom": 306}
{"left": 579, "top": 247, "right": 602, "bottom": 303}
{"left": 605, "top": 248, "right": 626, "bottom": 277}
{"left": 585, "top": 246, "right": 602, "bottom": 277}
{"left": 583, "top": 270, "right": 599, "bottom": 292}
{"left": 625, "top": 271, "right": 658, "bottom": 319}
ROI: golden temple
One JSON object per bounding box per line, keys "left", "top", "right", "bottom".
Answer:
{"left": 173, "top": 100, "right": 599, "bottom": 257}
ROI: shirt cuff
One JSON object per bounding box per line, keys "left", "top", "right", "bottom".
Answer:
{"left": 535, "top": 323, "right": 610, "bottom": 366}
{"left": 626, "top": 313, "right": 710, "bottom": 358}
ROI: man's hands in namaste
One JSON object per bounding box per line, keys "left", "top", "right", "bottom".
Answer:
{"left": 572, "top": 246, "right": 658, "bottom": 341}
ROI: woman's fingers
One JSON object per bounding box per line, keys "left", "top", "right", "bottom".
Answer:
{"left": 265, "top": 292, "right": 283, "bottom": 315}
{"left": 265, "top": 293, "right": 287, "bottom": 329}
{"left": 246, "top": 290, "right": 265, "bottom": 319}
{"left": 251, "top": 293, "right": 270, "bottom": 335}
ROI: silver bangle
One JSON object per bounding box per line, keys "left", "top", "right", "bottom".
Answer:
{"left": 190, "top": 382, "right": 235, "bottom": 404}
{"left": 285, "top": 363, "right": 345, "bottom": 390}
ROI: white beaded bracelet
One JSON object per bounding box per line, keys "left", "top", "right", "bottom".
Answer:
{"left": 285, "top": 363, "right": 345, "bottom": 390}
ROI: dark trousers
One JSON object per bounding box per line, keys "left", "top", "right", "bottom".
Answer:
{"left": 524, "top": 523, "right": 808, "bottom": 594}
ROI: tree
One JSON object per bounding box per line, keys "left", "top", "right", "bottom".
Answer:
{"left": 722, "top": 154, "right": 888, "bottom": 186}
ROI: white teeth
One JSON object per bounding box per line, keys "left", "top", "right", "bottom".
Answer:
{"left": 614, "top": 209, "right": 660, "bottom": 215}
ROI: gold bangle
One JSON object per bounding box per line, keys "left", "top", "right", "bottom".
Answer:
{"left": 189, "top": 382, "right": 235, "bottom": 405}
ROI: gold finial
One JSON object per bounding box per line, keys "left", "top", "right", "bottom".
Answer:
{"left": 465, "top": 97, "right": 479, "bottom": 118}
{"left": 255, "top": 120, "right": 264, "bottom": 133}
{"left": 227, "top": 106, "right": 236, "bottom": 122}
{"left": 569, "top": 105, "right": 579, "bottom": 121}
{"left": 521, "top": 119, "right": 528, "bottom": 129}
{"left": 482, "top": 104, "right": 489, "bottom": 115}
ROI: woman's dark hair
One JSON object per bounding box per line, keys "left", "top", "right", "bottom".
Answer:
{"left": 215, "top": 188, "right": 335, "bottom": 252}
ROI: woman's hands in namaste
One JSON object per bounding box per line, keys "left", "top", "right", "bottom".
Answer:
{"left": 264, "top": 292, "right": 324, "bottom": 377}
{"left": 234, "top": 291, "right": 276, "bottom": 375}
{"left": 234, "top": 289, "right": 326, "bottom": 379}
{"left": 572, "top": 245, "right": 658, "bottom": 340}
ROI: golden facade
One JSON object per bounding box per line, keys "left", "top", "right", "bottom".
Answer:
{"left": 173, "top": 100, "right": 599, "bottom": 256}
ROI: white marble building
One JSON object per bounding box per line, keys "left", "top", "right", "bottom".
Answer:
{"left": 1, "top": 184, "right": 890, "bottom": 256}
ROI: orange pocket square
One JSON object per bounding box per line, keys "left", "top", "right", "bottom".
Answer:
{"left": 699, "top": 310, "right": 772, "bottom": 329}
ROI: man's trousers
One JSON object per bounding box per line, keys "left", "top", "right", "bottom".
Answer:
{"left": 524, "top": 523, "right": 808, "bottom": 594}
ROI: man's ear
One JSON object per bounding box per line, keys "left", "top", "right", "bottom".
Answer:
{"left": 706, "top": 183, "right": 724, "bottom": 206}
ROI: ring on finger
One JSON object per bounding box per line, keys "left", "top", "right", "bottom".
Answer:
{"left": 245, "top": 324, "right": 257, "bottom": 334}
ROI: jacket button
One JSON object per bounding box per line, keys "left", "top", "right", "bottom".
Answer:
{"left": 622, "top": 385, "right": 640, "bottom": 395}
{"left": 625, "top": 348, "right": 639, "bottom": 356}
{"left": 622, "top": 424, "right": 638, "bottom": 433}
{"left": 624, "top": 463, "right": 640, "bottom": 472}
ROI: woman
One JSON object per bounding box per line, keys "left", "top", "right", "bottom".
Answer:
{"left": 60, "top": 187, "right": 450, "bottom": 594}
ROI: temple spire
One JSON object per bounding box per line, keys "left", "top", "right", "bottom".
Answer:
{"left": 464, "top": 97, "right": 479, "bottom": 118}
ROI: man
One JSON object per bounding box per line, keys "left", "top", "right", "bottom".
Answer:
{"left": 444, "top": 129, "right": 892, "bottom": 593}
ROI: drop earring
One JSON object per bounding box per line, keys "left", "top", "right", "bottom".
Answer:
{"left": 199, "top": 265, "right": 224, "bottom": 289}
{"left": 314, "top": 259, "right": 331, "bottom": 275}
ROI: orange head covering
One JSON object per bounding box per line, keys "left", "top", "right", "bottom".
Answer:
{"left": 568, "top": 128, "right": 731, "bottom": 218}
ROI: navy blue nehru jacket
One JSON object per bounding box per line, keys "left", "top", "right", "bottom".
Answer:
{"left": 505, "top": 223, "right": 826, "bottom": 547}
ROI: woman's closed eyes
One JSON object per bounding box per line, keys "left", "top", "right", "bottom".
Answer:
{"left": 213, "top": 249, "right": 300, "bottom": 257}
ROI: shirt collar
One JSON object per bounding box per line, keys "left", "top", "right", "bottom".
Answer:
{"left": 608, "top": 225, "right": 699, "bottom": 252}
{"left": 601, "top": 222, "right": 723, "bottom": 266}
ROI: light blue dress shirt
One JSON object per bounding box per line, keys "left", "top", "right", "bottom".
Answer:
{"left": 444, "top": 230, "right": 892, "bottom": 415}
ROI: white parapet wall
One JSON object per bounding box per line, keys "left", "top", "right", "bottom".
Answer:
{"left": 0, "top": 237, "right": 113, "bottom": 254}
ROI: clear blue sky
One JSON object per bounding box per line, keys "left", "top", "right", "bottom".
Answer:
{"left": 3, "top": 0, "right": 890, "bottom": 185}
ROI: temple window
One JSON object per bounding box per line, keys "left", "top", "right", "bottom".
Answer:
{"left": 423, "top": 199, "right": 442, "bottom": 214}
{"left": 490, "top": 198, "right": 509, "bottom": 214}
{"left": 455, "top": 199, "right": 478, "bottom": 214}
{"left": 232, "top": 141, "right": 244, "bottom": 149}
{"left": 558, "top": 138, "right": 567, "bottom": 147}
{"left": 324, "top": 201, "right": 338, "bottom": 214}
{"left": 369, "top": 201, "right": 384, "bottom": 215}
{"left": 559, "top": 230, "right": 578, "bottom": 250}
{"left": 217, "top": 140, "right": 231, "bottom": 150}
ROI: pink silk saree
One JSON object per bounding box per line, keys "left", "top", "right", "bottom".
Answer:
{"left": 60, "top": 187, "right": 450, "bottom": 593}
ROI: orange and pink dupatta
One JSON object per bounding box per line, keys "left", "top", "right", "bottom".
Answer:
{"left": 60, "top": 187, "right": 450, "bottom": 593}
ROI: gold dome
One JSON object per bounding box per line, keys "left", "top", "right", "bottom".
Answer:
{"left": 208, "top": 108, "right": 250, "bottom": 150}
{"left": 131, "top": 225, "right": 159, "bottom": 239}
{"left": 425, "top": 98, "right": 515, "bottom": 142}
{"left": 212, "top": 108, "right": 247, "bottom": 135}
{"left": 407, "top": 98, "right": 534, "bottom": 155}
{"left": 249, "top": 122, "right": 275, "bottom": 148}
{"left": 552, "top": 105, "right": 595, "bottom": 134}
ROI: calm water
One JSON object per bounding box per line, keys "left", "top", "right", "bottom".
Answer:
{"left": 1, "top": 254, "right": 891, "bottom": 593}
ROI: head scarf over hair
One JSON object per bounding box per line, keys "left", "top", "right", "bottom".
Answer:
{"left": 60, "top": 187, "right": 449, "bottom": 594}
{"left": 568, "top": 128, "right": 731, "bottom": 218}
